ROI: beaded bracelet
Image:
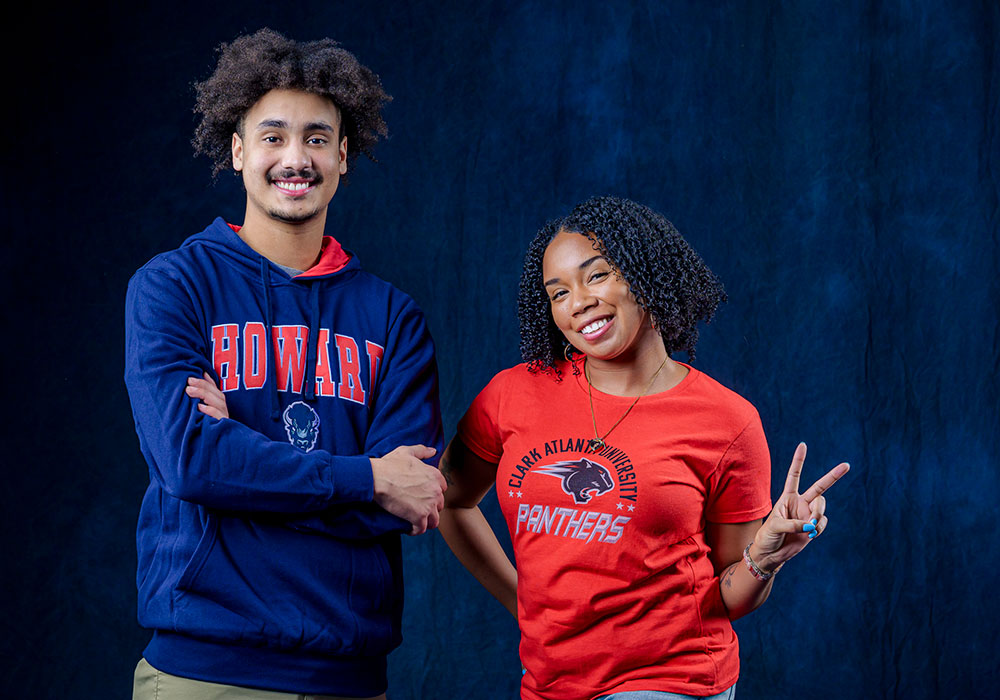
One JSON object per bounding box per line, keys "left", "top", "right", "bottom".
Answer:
{"left": 743, "top": 543, "right": 781, "bottom": 581}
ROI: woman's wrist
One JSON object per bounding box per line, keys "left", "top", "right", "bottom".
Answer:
{"left": 746, "top": 541, "right": 783, "bottom": 577}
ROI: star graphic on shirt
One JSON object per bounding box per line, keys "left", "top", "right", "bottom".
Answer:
{"left": 517, "top": 491, "right": 523, "bottom": 498}
{"left": 627, "top": 503, "right": 635, "bottom": 512}
{"left": 616, "top": 502, "right": 623, "bottom": 510}
{"left": 508, "top": 490, "right": 514, "bottom": 497}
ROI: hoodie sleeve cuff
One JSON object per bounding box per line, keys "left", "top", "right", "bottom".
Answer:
{"left": 327, "top": 454, "right": 375, "bottom": 504}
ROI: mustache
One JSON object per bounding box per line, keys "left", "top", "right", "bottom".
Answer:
{"left": 266, "top": 169, "right": 323, "bottom": 184}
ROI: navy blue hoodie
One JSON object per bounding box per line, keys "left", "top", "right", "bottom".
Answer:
{"left": 124, "top": 218, "right": 442, "bottom": 695}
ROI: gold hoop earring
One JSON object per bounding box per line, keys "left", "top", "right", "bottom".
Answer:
{"left": 563, "top": 344, "right": 576, "bottom": 362}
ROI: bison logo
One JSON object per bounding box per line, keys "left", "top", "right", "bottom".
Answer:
{"left": 535, "top": 458, "right": 614, "bottom": 504}
{"left": 282, "top": 401, "right": 320, "bottom": 452}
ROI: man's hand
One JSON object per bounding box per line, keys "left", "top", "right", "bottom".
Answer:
{"left": 186, "top": 372, "right": 230, "bottom": 419}
{"left": 371, "top": 446, "right": 446, "bottom": 535}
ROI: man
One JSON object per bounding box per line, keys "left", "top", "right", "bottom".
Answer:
{"left": 124, "top": 29, "right": 445, "bottom": 700}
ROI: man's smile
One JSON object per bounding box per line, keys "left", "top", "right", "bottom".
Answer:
{"left": 270, "top": 177, "right": 320, "bottom": 197}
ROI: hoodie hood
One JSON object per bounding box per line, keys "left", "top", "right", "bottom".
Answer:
{"left": 181, "top": 217, "right": 355, "bottom": 280}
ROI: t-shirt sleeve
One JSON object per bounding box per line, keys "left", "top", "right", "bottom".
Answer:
{"left": 705, "top": 412, "right": 773, "bottom": 523}
{"left": 455, "top": 371, "right": 506, "bottom": 463}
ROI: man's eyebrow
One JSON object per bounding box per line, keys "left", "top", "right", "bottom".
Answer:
{"left": 543, "top": 255, "right": 606, "bottom": 286}
{"left": 254, "top": 120, "right": 335, "bottom": 133}
{"left": 255, "top": 119, "right": 288, "bottom": 130}
{"left": 304, "top": 121, "right": 335, "bottom": 133}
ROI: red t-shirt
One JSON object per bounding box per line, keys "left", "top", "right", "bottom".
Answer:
{"left": 457, "top": 360, "right": 772, "bottom": 700}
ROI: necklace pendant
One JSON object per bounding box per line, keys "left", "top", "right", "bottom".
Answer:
{"left": 587, "top": 437, "right": 606, "bottom": 453}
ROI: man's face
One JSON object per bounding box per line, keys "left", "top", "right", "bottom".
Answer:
{"left": 232, "top": 89, "right": 348, "bottom": 225}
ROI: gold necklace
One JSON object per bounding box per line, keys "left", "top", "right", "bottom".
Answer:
{"left": 584, "top": 354, "right": 670, "bottom": 453}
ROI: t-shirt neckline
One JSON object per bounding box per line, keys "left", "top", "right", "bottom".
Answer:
{"left": 569, "top": 358, "right": 700, "bottom": 404}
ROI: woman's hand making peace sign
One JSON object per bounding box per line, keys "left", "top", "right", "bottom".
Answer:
{"left": 751, "top": 443, "right": 851, "bottom": 572}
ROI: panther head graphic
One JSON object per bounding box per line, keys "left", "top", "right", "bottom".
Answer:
{"left": 535, "top": 458, "right": 614, "bottom": 504}
{"left": 282, "top": 401, "right": 320, "bottom": 452}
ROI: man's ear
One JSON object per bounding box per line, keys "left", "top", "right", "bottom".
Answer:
{"left": 232, "top": 132, "right": 244, "bottom": 172}
{"left": 339, "top": 136, "right": 348, "bottom": 176}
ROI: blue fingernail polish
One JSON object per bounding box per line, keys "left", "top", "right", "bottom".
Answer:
{"left": 809, "top": 531, "right": 817, "bottom": 539}
{"left": 810, "top": 518, "right": 818, "bottom": 526}
{"left": 803, "top": 522, "right": 816, "bottom": 533}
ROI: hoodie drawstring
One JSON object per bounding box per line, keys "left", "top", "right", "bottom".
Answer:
{"left": 260, "top": 257, "right": 280, "bottom": 420}
{"left": 260, "top": 255, "right": 322, "bottom": 414}
{"left": 303, "top": 282, "right": 320, "bottom": 401}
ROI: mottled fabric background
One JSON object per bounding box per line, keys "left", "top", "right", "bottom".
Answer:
{"left": 4, "top": 2, "right": 996, "bottom": 698}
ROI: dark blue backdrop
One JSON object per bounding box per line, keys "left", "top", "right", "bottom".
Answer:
{"left": 4, "top": 1, "right": 997, "bottom": 698}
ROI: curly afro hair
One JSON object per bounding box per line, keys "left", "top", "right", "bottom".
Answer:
{"left": 193, "top": 28, "right": 390, "bottom": 177}
{"left": 517, "top": 196, "right": 727, "bottom": 377}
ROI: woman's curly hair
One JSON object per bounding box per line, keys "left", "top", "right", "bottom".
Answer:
{"left": 192, "top": 28, "right": 390, "bottom": 177}
{"left": 517, "top": 196, "right": 727, "bottom": 376}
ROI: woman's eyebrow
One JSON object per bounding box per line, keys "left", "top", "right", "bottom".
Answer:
{"left": 544, "top": 255, "right": 606, "bottom": 286}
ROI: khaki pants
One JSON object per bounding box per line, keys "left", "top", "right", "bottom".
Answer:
{"left": 133, "top": 658, "right": 387, "bottom": 700}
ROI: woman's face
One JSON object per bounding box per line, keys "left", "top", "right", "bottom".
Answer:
{"left": 542, "top": 231, "right": 660, "bottom": 363}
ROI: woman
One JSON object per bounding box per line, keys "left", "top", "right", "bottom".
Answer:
{"left": 437, "top": 196, "right": 849, "bottom": 700}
